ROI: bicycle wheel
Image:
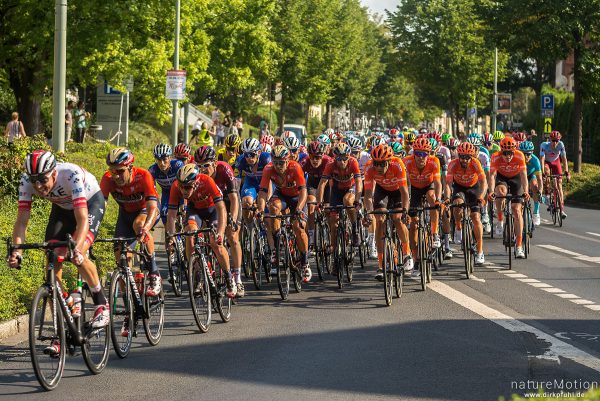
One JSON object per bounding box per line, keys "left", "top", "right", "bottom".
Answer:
{"left": 523, "top": 206, "right": 531, "bottom": 259}
{"left": 336, "top": 227, "right": 344, "bottom": 289}
{"left": 418, "top": 225, "right": 427, "bottom": 291}
{"left": 463, "top": 220, "right": 473, "bottom": 278}
{"left": 249, "top": 224, "right": 262, "bottom": 290}
{"left": 30, "top": 285, "right": 66, "bottom": 391}
{"left": 241, "top": 223, "right": 252, "bottom": 278}
{"left": 505, "top": 212, "right": 513, "bottom": 270}
{"left": 551, "top": 192, "right": 558, "bottom": 226}
{"left": 143, "top": 272, "right": 164, "bottom": 346}
{"left": 314, "top": 220, "right": 324, "bottom": 281}
{"left": 188, "top": 253, "right": 211, "bottom": 332}
{"left": 488, "top": 202, "right": 495, "bottom": 239}
{"left": 275, "top": 233, "right": 290, "bottom": 300}
{"left": 393, "top": 236, "right": 403, "bottom": 298}
{"left": 214, "top": 262, "right": 232, "bottom": 323}
{"left": 323, "top": 222, "right": 333, "bottom": 274}
{"left": 358, "top": 220, "right": 367, "bottom": 270}
{"left": 345, "top": 222, "right": 354, "bottom": 283}
{"left": 557, "top": 198, "right": 563, "bottom": 227}
{"left": 167, "top": 238, "right": 183, "bottom": 297}
{"left": 109, "top": 270, "right": 133, "bottom": 359}
{"left": 290, "top": 241, "right": 302, "bottom": 294}
{"left": 382, "top": 238, "right": 393, "bottom": 306}
{"left": 80, "top": 285, "right": 110, "bottom": 374}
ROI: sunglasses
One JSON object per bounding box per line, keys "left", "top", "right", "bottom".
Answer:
{"left": 29, "top": 173, "right": 51, "bottom": 184}
{"left": 524, "top": 152, "right": 533, "bottom": 157}
{"left": 551, "top": 139, "right": 559, "bottom": 142}
{"left": 198, "top": 162, "right": 213, "bottom": 169}
{"left": 336, "top": 156, "right": 349, "bottom": 161}
{"left": 373, "top": 161, "right": 388, "bottom": 167}
{"left": 310, "top": 154, "right": 323, "bottom": 160}
{"left": 110, "top": 168, "right": 128, "bottom": 176}
{"left": 273, "top": 160, "right": 287, "bottom": 166}
{"left": 459, "top": 155, "right": 472, "bottom": 161}
{"left": 244, "top": 152, "right": 258, "bottom": 158}
{"left": 502, "top": 151, "right": 514, "bottom": 157}
{"left": 414, "top": 151, "right": 428, "bottom": 158}
{"left": 225, "top": 147, "right": 236, "bottom": 152}
{"left": 181, "top": 184, "right": 196, "bottom": 191}
{"left": 155, "top": 156, "right": 170, "bottom": 162}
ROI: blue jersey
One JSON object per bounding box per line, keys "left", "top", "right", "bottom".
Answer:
{"left": 526, "top": 154, "right": 542, "bottom": 179}
{"left": 298, "top": 152, "right": 308, "bottom": 164}
{"left": 235, "top": 152, "right": 271, "bottom": 185}
{"left": 479, "top": 146, "right": 490, "bottom": 158}
{"left": 148, "top": 159, "right": 184, "bottom": 192}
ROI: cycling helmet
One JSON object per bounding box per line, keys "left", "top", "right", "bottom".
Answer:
{"left": 550, "top": 130, "right": 562, "bottom": 140}
{"left": 519, "top": 141, "right": 535, "bottom": 152}
{"left": 274, "top": 136, "right": 285, "bottom": 146}
{"left": 329, "top": 131, "right": 343, "bottom": 142}
{"left": 173, "top": 143, "right": 191, "bottom": 160}
{"left": 261, "top": 143, "right": 272, "bottom": 154}
{"left": 389, "top": 142, "right": 405, "bottom": 157}
{"left": 176, "top": 164, "right": 200, "bottom": 185}
{"left": 224, "top": 133, "right": 241, "bottom": 149}
{"left": 447, "top": 138, "right": 460, "bottom": 149}
{"left": 153, "top": 143, "right": 172, "bottom": 159}
{"left": 405, "top": 132, "right": 417, "bottom": 143}
{"left": 441, "top": 133, "right": 451, "bottom": 144}
{"left": 240, "top": 137, "right": 261, "bottom": 153}
{"left": 298, "top": 145, "right": 307, "bottom": 154}
{"left": 282, "top": 130, "right": 296, "bottom": 139}
{"left": 272, "top": 145, "right": 290, "bottom": 159}
{"left": 457, "top": 142, "right": 476, "bottom": 157}
{"left": 308, "top": 141, "right": 327, "bottom": 155}
{"left": 499, "top": 137, "right": 517, "bottom": 151}
{"left": 466, "top": 133, "right": 482, "bottom": 147}
{"left": 493, "top": 130, "right": 505, "bottom": 142}
{"left": 428, "top": 138, "right": 439, "bottom": 151}
{"left": 419, "top": 128, "right": 429, "bottom": 135}
{"left": 371, "top": 136, "right": 387, "bottom": 148}
{"left": 324, "top": 128, "right": 335, "bottom": 136}
{"left": 25, "top": 150, "right": 57, "bottom": 176}
{"left": 371, "top": 144, "right": 393, "bottom": 161}
{"left": 332, "top": 142, "right": 351, "bottom": 157}
{"left": 428, "top": 132, "right": 442, "bottom": 143}
{"left": 194, "top": 145, "right": 216, "bottom": 163}
{"left": 412, "top": 137, "right": 432, "bottom": 153}
{"left": 260, "top": 134, "right": 274, "bottom": 146}
{"left": 317, "top": 134, "right": 331, "bottom": 145}
{"left": 283, "top": 136, "right": 301, "bottom": 151}
{"left": 106, "top": 147, "right": 134, "bottom": 166}
{"left": 482, "top": 133, "right": 493, "bottom": 145}
{"left": 346, "top": 136, "right": 363, "bottom": 151}
{"left": 513, "top": 131, "right": 527, "bottom": 143}
{"left": 389, "top": 128, "right": 399, "bottom": 137}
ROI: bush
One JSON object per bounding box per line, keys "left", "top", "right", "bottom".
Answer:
{"left": 0, "top": 135, "right": 53, "bottom": 196}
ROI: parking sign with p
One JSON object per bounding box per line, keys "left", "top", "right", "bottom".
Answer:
{"left": 541, "top": 94, "right": 554, "bottom": 118}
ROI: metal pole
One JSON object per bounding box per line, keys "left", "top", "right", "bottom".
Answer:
{"left": 491, "top": 47, "right": 498, "bottom": 134}
{"left": 183, "top": 103, "right": 189, "bottom": 144}
{"left": 171, "top": 0, "right": 181, "bottom": 147}
{"left": 52, "top": 0, "right": 67, "bottom": 152}
{"left": 124, "top": 91, "right": 129, "bottom": 145}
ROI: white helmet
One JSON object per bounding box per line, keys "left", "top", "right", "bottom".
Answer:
{"left": 261, "top": 143, "right": 272, "bottom": 153}
{"left": 283, "top": 136, "right": 300, "bottom": 151}
{"left": 282, "top": 130, "right": 296, "bottom": 139}
{"left": 240, "top": 138, "right": 261, "bottom": 153}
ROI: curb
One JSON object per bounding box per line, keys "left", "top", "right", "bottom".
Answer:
{"left": 0, "top": 314, "right": 28, "bottom": 342}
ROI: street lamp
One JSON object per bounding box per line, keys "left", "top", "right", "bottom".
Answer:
{"left": 171, "top": 0, "right": 181, "bottom": 147}
{"left": 52, "top": 0, "right": 67, "bottom": 152}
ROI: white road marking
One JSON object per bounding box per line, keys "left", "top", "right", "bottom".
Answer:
{"left": 518, "top": 278, "right": 540, "bottom": 283}
{"left": 539, "top": 225, "right": 600, "bottom": 245}
{"left": 504, "top": 273, "right": 528, "bottom": 278}
{"left": 541, "top": 218, "right": 551, "bottom": 224}
{"left": 542, "top": 288, "right": 566, "bottom": 294}
{"left": 470, "top": 275, "right": 486, "bottom": 283}
{"left": 571, "top": 299, "right": 595, "bottom": 305}
{"left": 575, "top": 256, "right": 600, "bottom": 263}
{"left": 529, "top": 282, "right": 553, "bottom": 288}
{"left": 586, "top": 232, "right": 600, "bottom": 238}
{"left": 557, "top": 294, "right": 581, "bottom": 299}
{"left": 585, "top": 305, "right": 600, "bottom": 311}
{"left": 537, "top": 244, "right": 583, "bottom": 257}
{"left": 428, "top": 280, "right": 600, "bottom": 372}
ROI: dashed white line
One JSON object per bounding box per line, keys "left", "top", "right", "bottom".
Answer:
{"left": 557, "top": 294, "right": 581, "bottom": 299}
{"left": 586, "top": 232, "right": 600, "bottom": 238}
{"left": 542, "top": 288, "right": 566, "bottom": 293}
{"left": 584, "top": 305, "right": 600, "bottom": 311}
{"left": 503, "top": 273, "right": 528, "bottom": 278}
{"left": 575, "top": 256, "right": 600, "bottom": 263}
{"left": 539, "top": 226, "right": 600, "bottom": 245}
{"left": 518, "top": 278, "right": 540, "bottom": 283}
{"left": 571, "top": 299, "right": 595, "bottom": 305}
{"left": 529, "top": 282, "right": 553, "bottom": 288}
{"left": 537, "top": 244, "right": 583, "bottom": 257}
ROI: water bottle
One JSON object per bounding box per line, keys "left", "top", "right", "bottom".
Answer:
{"left": 134, "top": 272, "right": 145, "bottom": 294}
{"left": 70, "top": 291, "right": 81, "bottom": 318}
{"left": 64, "top": 292, "right": 74, "bottom": 309}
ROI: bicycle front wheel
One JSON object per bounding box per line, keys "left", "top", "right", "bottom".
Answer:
{"left": 109, "top": 270, "right": 133, "bottom": 359}
{"left": 463, "top": 221, "right": 472, "bottom": 279}
{"left": 276, "top": 234, "right": 290, "bottom": 300}
{"left": 80, "top": 285, "right": 110, "bottom": 374}
{"left": 314, "top": 221, "right": 324, "bottom": 280}
{"left": 382, "top": 239, "right": 394, "bottom": 306}
{"left": 143, "top": 272, "right": 164, "bottom": 346}
{"left": 167, "top": 237, "right": 183, "bottom": 297}
{"left": 188, "top": 254, "right": 211, "bottom": 332}
{"left": 213, "top": 256, "right": 232, "bottom": 323}
{"left": 30, "top": 285, "right": 66, "bottom": 391}
{"left": 418, "top": 226, "right": 427, "bottom": 291}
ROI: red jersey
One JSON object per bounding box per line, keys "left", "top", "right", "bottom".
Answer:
{"left": 364, "top": 160, "right": 407, "bottom": 191}
{"left": 100, "top": 167, "right": 158, "bottom": 213}
{"left": 211, "top": 161, "right": 237, "bottom": 195}
{"left": 491, "top": 150, "right": 526, "bottom": 178}
{"left": 322, "top": 157, "right": 361, "bottom": 190}
{"left": 403, "top": 155, "right": 441, "bottom": 189}
{"left": 260, "top": 160, "right": 306, "bottom": 197}
{"left": 168, "top": 174, "right": 223, "bottom": 210}
{"left": 447, "top": 158, "right": 486, "bottom": 188}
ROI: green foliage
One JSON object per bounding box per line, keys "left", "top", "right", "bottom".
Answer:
{"left": 565, "top": 162, "right": 600, "bottom": 205}
{"left": 0, "top": 135, "right": 52, "bottom": 196}
{"left": 308, "top": 116, "right": 324, "bottom": 136}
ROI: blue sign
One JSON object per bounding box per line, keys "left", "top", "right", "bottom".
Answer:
{"left": 104, "top": 82, "right": 121, "bottom": 95}
{"left": 541, "top": 94, "right": 554, "bottom": 117}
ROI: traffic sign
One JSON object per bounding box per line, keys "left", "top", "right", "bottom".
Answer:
{"left": 541, "top": 94, "right": 554, "bottom": 118}
{"left": 544, "top": 118, "right": 552, "bottom": 134}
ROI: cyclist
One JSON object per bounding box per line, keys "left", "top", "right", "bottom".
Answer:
{"left": 390, "top": 141, "right": 406, "bottom": 159}
{"left": 236, "top": 138, "right": 271, "bottom": 222}
{"left": 483, "top": 132, "right": 501, "bottom": 156}
{"left": 492, "top": 130, "right": 505, "bottom": 145}
{"left": 489, "top": 137, "right": 529, "bottom": 259}
{"left": 430, "top": 137, "right": 453, "bottom": 257}
{"left": 364, "top": 144, "right": 413, "bottom": 280}
{"left": 195, "top": 145, "right": 244, "bottom": 297}
{"left": 447, "top": 137, "right": 460, "bottom": 160}
{"left": 317, "top": 142, "right": 363, "bottom": 263}
{"left": 301, "top": 141, "right": 332, "bottom": 248}
{"left": 540, "top": 130, "right": 570, "bottom": 219}
{"left": 257, "top": 145, "right": 312, "bottom": 282}
{"left": 404, "top": 131, "right": 417, "bottom": 155}
{"left": 165, "top": 164, "right": 236, "bottom": 298}
{"left": 9, "top": 150, "right": 109, "bottom": 341}
{"left": 174, "top": 143, "right": 193, "bottom": 164}
{"left": 284, "top": 136, "right": 307, "bottom": 163}
{"left": 217, "top": 133, "right": 241, "bottom": 166}
{"left": 100, "top": 148, "right": 162, "bottom": 297}
{"left": 520, "top": 141, "right": 543, "bottom": 226}
{"left": 148, "top": 143, "right": 184, "bottom": 226}
{"left": 446, "top": 142, "right": 488, "bottom": 265}
{"left": 404, "top": 138, "right": 442, "bottom": 277}
{"left": 465, "top": 133, "right": 491, "bottom": 234}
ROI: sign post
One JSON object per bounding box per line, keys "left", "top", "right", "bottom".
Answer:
{"left": 541, "top": 94, "right": 554, "bottom": 118}
{"left": 544, "top": 118, "right": 552, "bottom": 134}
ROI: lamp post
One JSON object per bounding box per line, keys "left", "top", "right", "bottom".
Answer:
{"left": 491, "top": 47, "right": 498, "bottom": 135}
{"left": 52, "top": 0, "right": 67, "bottom": 152}
{"left": 171, "top": 0, "right": 181, "bottom": 147}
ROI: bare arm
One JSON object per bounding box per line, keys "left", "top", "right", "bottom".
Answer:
{"left": 73, "top": 207, "right": 91, "bottom": 250}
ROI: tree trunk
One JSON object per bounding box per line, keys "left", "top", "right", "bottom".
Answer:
{"left": 278, "top": 86, "right": 286, "bottom": 135}
{"left": 304, "top": 102, "right": 310, "bottom": 131}
{"left": 455, "top": 103, "right": 461, "bottom": 139}
{"left": 8, "top": 66, "right": 43, "bottom": 136}
{"left": 572, "top": 42, "right": 583, "bottom": 173}
{"left": 325, "top": 102, "right": 332, "bottom": 129}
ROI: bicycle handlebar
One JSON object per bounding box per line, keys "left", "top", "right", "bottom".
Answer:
{"left": 6, "top": 234, "right": 77, "bottom": 269}
{"left": 368, "top": 209, "right": 406, "bottom": 215}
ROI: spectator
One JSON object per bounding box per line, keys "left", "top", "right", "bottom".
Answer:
{"left": 527, "top": 129, "right": 537, "bottom": 140}
{"left": 197, "top": 122, "right": 215, "bottom": 147}
{"left": 235, "top": 116, "right": 244, "bottom": 136}
{"left": 215, "top": 120, "right": 225, "bottom": 146}
{"left": 260, "top": 122, "right": 270, "bottom": 139}
{"left": 73, "top": 100, "right": 87, "bottom": 143}
{"left": 190, "top": 118, "right": 202, "bottom": 144}
{"left": 65, "top": 101, "right": 75, "bottom": 142}
{"left": 4, "top": 111, "right": 26, "bottom": 145}
{"left": 223, "top": 111, "right": 232, "bottom": 133}
{"left": 211, "top": 108, "right": 221, "bottom": 125}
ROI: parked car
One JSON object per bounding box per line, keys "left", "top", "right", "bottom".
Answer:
{"left": 282, "top": 124, "right": 308, "bottom": 146}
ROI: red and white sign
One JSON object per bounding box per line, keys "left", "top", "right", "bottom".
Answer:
{"left": 165, "top": 70, "right": 187, "bottom": 100}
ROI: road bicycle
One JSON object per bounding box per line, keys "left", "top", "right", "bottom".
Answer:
{"left": 96, "top": 237, "right": 164, "bottom": 358}
{"left": 545, "top": 173, "right": 567, "bottom": 227}
{"left": 449, "top": 202, "right": 478, "bottom": 278}
{"left": 242, "top": 206, "right": 272, "bottom": 290}
{"left": 7, "top": 236, "right": 110, "bottom": 390}
{"left": 409, "top": 200, "right": 440, "bottom": 291}
{"left": 307, "top": 201, "right": 332, "bottom": 280}
{"left": 324, "top": 205, "right": 356, "bottom": 289}
{"left": 495, "top": 194, "right": 524, "bottom": 270}
{"left": 166, "top": 206, "right": 187, "bottom": 297}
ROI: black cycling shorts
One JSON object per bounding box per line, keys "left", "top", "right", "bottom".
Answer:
{"left": 45, "top": 191, "right": 105, "bottom": 243}
{"left": 373, "top": 186, "right": 403, "bottom": 210}
{"left": 496, "top": 173, "right": 524, "bottom": 202}
{"left": 451, "top": 182, "right": 482, "bottom": 213}
{"left": 408, "top": 184, "right": 435, "bottom": 216}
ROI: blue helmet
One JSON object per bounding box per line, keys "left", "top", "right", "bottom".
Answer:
{"left": 519, "top": 141, "right": 535, "bottom": 152}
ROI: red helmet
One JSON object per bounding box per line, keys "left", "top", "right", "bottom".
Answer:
{"left": 370, "top": 144, "right": 393, "bottom": 161}
{"left": 457, "top": 142, "right": 476, "bottom": 157}
{"left": 389, "top": 128, "right": 399, "bottom": 136}
{"left": 513, "top": 132, "right": 527, "bottom": 142}
{"left": 550, "top": 130, "right": 562, "bottom": 140}
{"left": 412, "top": 137, "right": 432, "bottom": 153}
{"left": 308, "top": 141, "right": 326, "bottom": 155}
{"left": 499, "top": 137, "right": 517, "bottom": 151}
{"left": 174, "top": 143, "right": 191, "bottom": 159}
{"left": 260, "top": 134, "right": 274, "bottom": 146}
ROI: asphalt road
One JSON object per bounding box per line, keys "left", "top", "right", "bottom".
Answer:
{"left": 1, "top": 205, "right": 600, "bottom": 401}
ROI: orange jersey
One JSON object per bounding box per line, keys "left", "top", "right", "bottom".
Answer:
{"left": 403, "top": 155, "right": 441, "bottom": 189}
{"left": 168, "top": 174, "right": 223, "bottom": 210}
{"left": 364, "top": 156, "right": 402, "bottom": 169}
{"left": 490, "top": 150, "right": 526, "bottom": 178}
{"left": 364, "top": 160, "right": 407, "bottom": 191}
{"left": 100, "top": 167, "right": 158, "bottom": 213}
{"left": 447, "top": 158, "right": 486, "bottom": 188}
{"left": 260, "top": 160, "right": 306, "bottom": 197}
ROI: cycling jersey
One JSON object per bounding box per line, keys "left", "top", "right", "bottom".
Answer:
{"left": 168, "top": 174, "right": 223, "bottom": 210}
{"left": 490, "top": 151, "right": 526, "bottom": 178}
{"left": 300, "top": 155, "right": 332, "bottom": 189}
{"left": 540, "top": 141, "right": 566, "bottom": 163}
{"left": 259, "top": 160, "right": 306, "bottom": 198}
{"left": 235, "top": 152, "right": 271, "bottom": 185}
{"left": 100, "top": 167, "right": 159, "bottom": 213}
{"left": 447, "top": 158, "right": 485, "bottom": 188}
{"left": 403, "top": 155, "right": 441, "bottom": 189}
{"left": 212, "top": 161, "right": 237, "bottom": 195}
{"left": 363, "top": 160, "right": 407, "bottom": 192}
{"left": 437, "top": 146, "right": 451, "bottom": 170}
{"left": 526, "top": 154, "right": 542, "bottom": 179}
{"left": 478, "top": 151, "right": 490, "bottom": 172}
{"left": 357, "top": 151, "right": 371, "bottom": 173}
{"left": 488, "top": 143, "right": 501, "bottom": 155}
{"left": 322, "top": 157, "right": 361, "bottom": 190}
{"left": 480, "top": 147, "right": 490, "bottom": 157}
{"left": 18, "top": 162, "right": 101, "bottom": 211}
{"left": 297, "top": 152, "right": 308, "bottom": 164}
{"left": 148, "top": 159, "right": 184, "bottom": 193}
{"left": 216, "top": 148, "right": 238, "bottom": 166}
{"left": 435, "top": 153, "right": 448, "bottom": 173}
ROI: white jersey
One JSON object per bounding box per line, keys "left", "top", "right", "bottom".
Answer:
{"left": 18, "top": 162, "right": 101, "bottom": 211}
{"left": 437, "top": 146, "right": 451, "bottom": 168}
{"left": 478, "top": 151, "right": 490, "bottom": 172}
{"left": 358, "top": 151, "right": 371, "bottom": 173}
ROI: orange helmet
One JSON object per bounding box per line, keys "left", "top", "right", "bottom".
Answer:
{"left": 412, "top": 137, "right": 432, "bottom": 153}
{"left": 499, "top": 137, "right": 517, "bottom": 151}
{"left": 457, "top": 142, "right": 476, "bottom": 157}
{"left": 370, "top": 144, "right": 393, "bottom": 161}
{"left": 550, "top": 130, "right": 562, "bottom": 140}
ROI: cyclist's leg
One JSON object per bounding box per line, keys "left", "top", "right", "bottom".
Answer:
{"left": 495, "top": 179, "right": 508, "bottom": 226}
{"left": 132, "top": 210, "right": 159, "bottom": 275}
{"left": 509, "top": 177, "right": 525, "bottom": 250}
{"left": 530, "top": 175, "right": 541, "bottom": 222}
{"left": 306, "top": 191, "right": 317, "bottom": 246}
{"left": 267, "top": 194, "right": 284, "bottom": 253}
{"left": 425, "top": 188, "right": 439, "bottom": 240}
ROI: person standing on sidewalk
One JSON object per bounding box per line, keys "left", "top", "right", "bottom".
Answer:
{"left": 73, "top": 101, "right": 87, "bottom": 143}
{"left": 4, "top": 112, "right": 26, "bottom": 145}
{"left": 65, "top": 101, "right": 75, "bottom": 142}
